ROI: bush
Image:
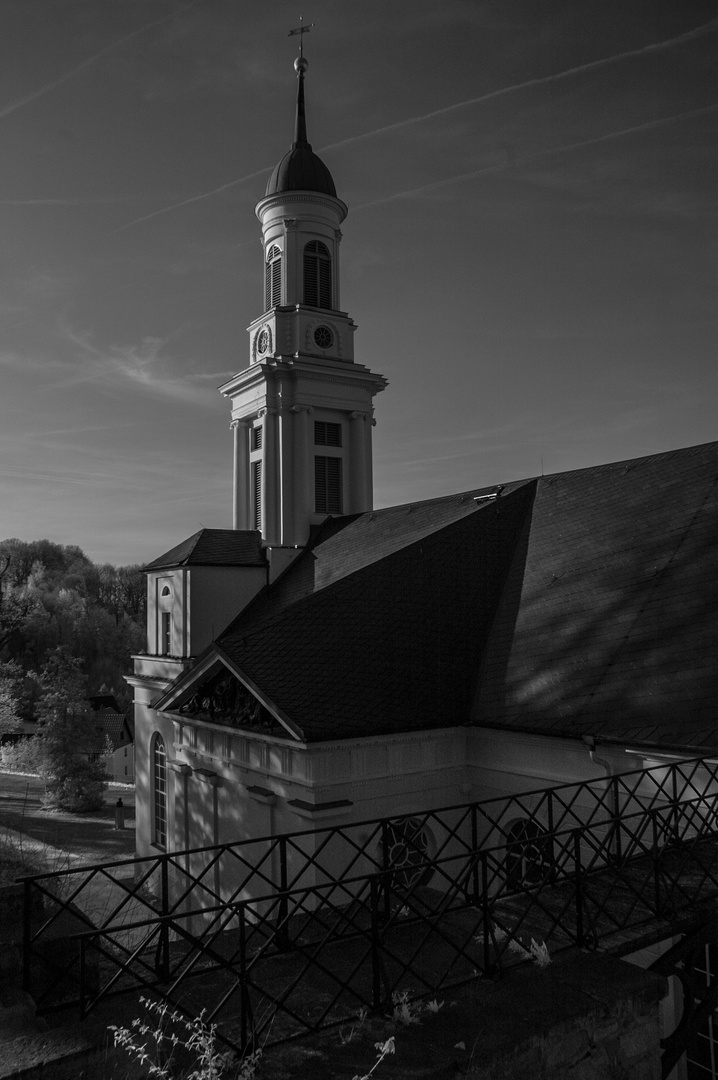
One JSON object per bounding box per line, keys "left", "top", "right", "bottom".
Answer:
{"left": 0, "top": 736, "right": 42, "bottom": 774}
{"left": 43, "top": 758, "right": 107, "bottom": 812}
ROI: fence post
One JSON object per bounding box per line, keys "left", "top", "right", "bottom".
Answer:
{"left": 155, "top": 856, "right": 170, "bottom": 982}
{"left": 480, "top": 852, "right": 492, "bottom": 975}
{"left": 275, "top": 836, "right": 290, "bottom": 951}
{"left": 573, "top": 829, "right": 584, "bottom": 947}
{"left": 79, "top": 936, "right": 88, "bottom": 1020}
{"left": 546, "top": 790, "right": 556, "bottom": 883}
{"left": 471, "top": 804, "right": 480, "bottom": 905}
{"left": 380, "top": 820, "right": 391, "bottom": 923}
{"left": 611, "top": 775, "right": 622, "bottom": 865}
{"left": 22, "top": 878, "right": 33, "bottom": 997}
{"left": 652, "top": 810, "right": 662, "bottom": 915}
{"left": 238, "top": 902, "right": 250, "bottom": 1050}
{"left": 370, "top": 875, "right": 383, "bottom": 1012}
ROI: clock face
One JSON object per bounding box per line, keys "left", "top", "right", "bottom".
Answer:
{"left": 256, "top": 328, "right": 270, "bottom": 356}
{"left": 314, "top": 325, "right": 333, "bottom": 349}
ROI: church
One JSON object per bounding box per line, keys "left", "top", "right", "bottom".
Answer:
{"left": 127, "top": 49, "right": 717, "bottom": 890}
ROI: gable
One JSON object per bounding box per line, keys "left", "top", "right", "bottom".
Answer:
{"left": 153, "top": 651, "right": 302, "bottom": 740}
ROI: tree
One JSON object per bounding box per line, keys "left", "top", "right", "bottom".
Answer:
{"left": 0, "top": 555, "right": 34, "bottom": 652}
{"left": 32, "top": 647, "right": 107, "bottom": 812}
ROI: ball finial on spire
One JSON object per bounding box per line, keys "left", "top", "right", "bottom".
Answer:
{"left": 294, "top": 55, "right": 308, "bottom": 74}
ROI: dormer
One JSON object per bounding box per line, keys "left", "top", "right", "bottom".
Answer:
{"left": 143, "top": 529, "right": 267, "bottom": 661}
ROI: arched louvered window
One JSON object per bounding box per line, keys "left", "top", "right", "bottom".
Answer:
{"left": 303, "top": 241, "right": 332, "bottom": 309}
{"left": 265, "top": 244, "right": 282, "bottom": 308}
{"left": 152, "top": 734, "right": 167, "bottom": 848}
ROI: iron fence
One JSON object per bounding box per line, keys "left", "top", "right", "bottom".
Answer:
{"left": 21, "top": 756, "right": 718, "bottom": 1051}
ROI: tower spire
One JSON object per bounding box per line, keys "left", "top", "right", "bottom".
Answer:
{"left": 288, "top": 17, "right": 314, "bottom": 149}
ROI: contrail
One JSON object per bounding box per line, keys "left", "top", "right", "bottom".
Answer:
{"left": 106, "top": 18, "right": 717, "bottom": 235}
{"left": 106, "top": 168, "right": 271, "bottom": 235}
{"left": 321, "top": 19, "right": 718, "bottom": 154}
{"left": 0, "top": 0, "right": 202, "bottom": 121}
{"left": 353, "top": 105, "right": 718, "bottom": 211}
{"left": 0, "top": 196, "right": 151, "bottom": 206}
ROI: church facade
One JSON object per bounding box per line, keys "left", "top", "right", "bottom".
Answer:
{"left": 128, "top": 52, "right": 717, "bottom": 894}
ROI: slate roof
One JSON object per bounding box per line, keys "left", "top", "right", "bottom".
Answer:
{"left": 165, "top": 442, "right": 717, "bottom": 753}
{"left": 473, "top": 442, "right": 718, "bottom": 753}
{"left": 144, "top": 529, "right": 266, "bottom": 571}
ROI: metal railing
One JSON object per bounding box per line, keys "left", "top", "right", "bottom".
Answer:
{"left": 21, "top": 756, "right": 718, "bottom": 1051}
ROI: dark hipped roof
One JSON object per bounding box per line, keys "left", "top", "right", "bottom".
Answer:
{"left": 168, "top": 442, "right": 717, "bottom": 753}
{"left": 218, "top": 482, "right": 535, "bottom": 741}
{"left": 473, "top": 442, "right": 718, "bottom": 753}
{"left": 144, "top": 529, "right": 266, "bottom": 572}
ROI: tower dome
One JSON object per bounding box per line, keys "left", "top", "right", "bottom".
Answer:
{"left": 265, "top": 55, "right": 337, "bottom": 198}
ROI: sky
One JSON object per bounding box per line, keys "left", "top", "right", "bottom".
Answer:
{"left": 1, "top": 0, "right": 716, "bottom": 566}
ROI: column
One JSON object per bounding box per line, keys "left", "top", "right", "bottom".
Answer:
{"left": 292, "top": 405, "right": 312, "bottom": 543}
{"left": 278, "top": 401, "right": 294, "bottom": 546}
{"left": 366, "top": 416, "right": 377, "bottom": 509}
{"left": 231, "top": 420, "right": 250, "bottom": 530}
{"left": 349, "top": 412, "right": 369, "bottom": 513}
{"left": 261, "top": 407, "right": 279, "bottom": 544}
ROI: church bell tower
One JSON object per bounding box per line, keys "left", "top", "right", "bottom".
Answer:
{"left": 219, "top": 49, "right": 387, "bottom": 548}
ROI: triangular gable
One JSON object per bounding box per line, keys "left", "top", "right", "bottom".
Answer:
{"left": 153, "top": 648, "right": 303, "bottom": 741}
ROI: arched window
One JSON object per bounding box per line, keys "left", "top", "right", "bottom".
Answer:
{"left": 265, "top": 244, "right": 282, "bottom": 308}
{"left": 303, "top": 241, "right": 332, "bottom": 309}
{"left": 160, "top": 585, "right": 171, "bottom": 597}
{"left": 152, "top": 734, "right": 167, "bottom": 848}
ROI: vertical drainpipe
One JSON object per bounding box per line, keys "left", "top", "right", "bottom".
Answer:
{"left": 583, "top": 736, "right": 620, "bottom": 860}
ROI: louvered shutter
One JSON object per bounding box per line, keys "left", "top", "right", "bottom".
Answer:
{"left": 265, "top": 246, "right": 281, "bottom": 308}
{"left": 252, "top": 461, "right": 262, "bottom": 530}
{"left": 314, "top": 456, "right": 342, "bottom": 514}
{"left": 326, "top": 457, "right": 342, "bottom": 512}
{"left": 303, "top": 241, "right": 332, "bottom": 309}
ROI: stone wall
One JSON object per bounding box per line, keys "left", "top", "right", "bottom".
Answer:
{"left": 462, "top": 949, "right": 665, "bottom": 1080}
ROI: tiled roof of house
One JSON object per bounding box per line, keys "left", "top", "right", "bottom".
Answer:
{"left": 144, "top": 529, "right": 266, "bottom": 571}
{"left": 96, "top": 712, "right": 133, "bottom": 751}
{"left": 168, "top": 442, "right": 717, "bottom": 753}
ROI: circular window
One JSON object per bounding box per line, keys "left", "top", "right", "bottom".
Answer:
{"left": 313, "top": 325, "right": 333, "bottom": 350}
{"left": 256, "top": 328, "right": 270, "bottom": 356}
{"left": 380, "top": 817, "right": 434, "bottom": 890}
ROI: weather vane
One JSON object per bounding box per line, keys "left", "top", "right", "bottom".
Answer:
{"left": 288, "top": 15, "right": 314, "bottom": 58}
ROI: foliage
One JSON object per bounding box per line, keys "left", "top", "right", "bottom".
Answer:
{"left": 0, "top": 683, "right": 21, "bottom": 736}
{"left": 352, "top": 1037, "right": 396, "bottom": 1080}
{"left": 0, "top": 538, "right": 145, "bottom": 715}
{"left": 110, "top": 997, "right": 263, "bottom": 1079}
{"left": 492, "top": 924, "right": 552, "bottom": 967}
{"left": 0, "top": 736, "right": 43, "bottom": 773}
{"left": 32, "top": 646, "right": 108, "bottom": 811}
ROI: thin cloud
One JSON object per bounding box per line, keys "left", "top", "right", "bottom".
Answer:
{"left": 106, "top": 168, "right": 271, "bottom": 235}
{"left": 0, "top": 196, "right": 155, "bottom": 206}
{"left": 105, "top": 19, "right": 717, "bottom": 235}
{"left": 353, "top": 106, "right": 718, "bottom": 210}
{"left": 322, "top": 19, "right": 718, "bottom": 154}
{"left": 0, "top": 0, "right": 203, "bottom": 121}
{"left": 44, "top": 325, "right": 231, "bottom": 406}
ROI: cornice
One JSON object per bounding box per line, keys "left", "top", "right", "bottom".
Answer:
{"left": 255, "top": 190, "right": 348, "bottom": 223}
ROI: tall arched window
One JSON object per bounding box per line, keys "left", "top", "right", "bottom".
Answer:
{"left": 152, "top": 734, "right": 167, "bottom": 848}
{"left": 303, "top": 241, "right": 332, "bottom": 308}
{"left": 265, "top": 244, "right": 282, "bottom": 308}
